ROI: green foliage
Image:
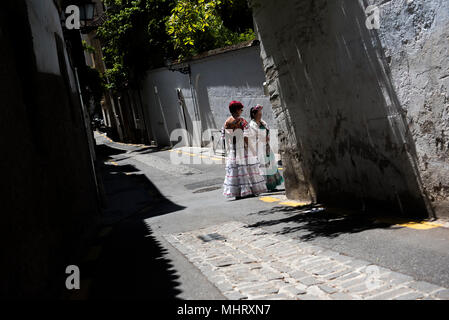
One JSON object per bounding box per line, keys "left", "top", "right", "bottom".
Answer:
{"left": 166, "top": 0, "right": 255, "bottom": 59}
{"left": 82, "top": 40, "right": 96, "bottom": 54}
{"left": 216, "top": 0, "right": 255, "bottom": 34}
{"left": 98, "top": 0, "right": 255, "bottom": 90}
{"left": 98, "top": 0, "right": 176, "bottom": 91}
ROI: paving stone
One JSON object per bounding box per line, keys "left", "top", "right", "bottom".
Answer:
{"left": 295, "top": 255, "right": 318, "bottom": 263}
{"left": 308, "top": 261, "right": 337, "bottom": 272}
{"left": 228, "top": 274, "right": 256, "bottom": 283}
{"left": 265, "top": 244, "right": 292, "bottom": 253}
{"left": 271, "top": 264, "right": 294, "bottom": 274}
{"left": 284, "top": 277, "right": 299, "bottom": 284}
{"left": 225, "top": 264, "right": 251, "bottom": 272}
{"left": 339, "top": 276, "right": 368, "bottom": 289}
{"left": 303, "top": 245, "right": 324, "bottom": 254}
{"left": 330, "top": 272, "right": 361, "bottom": 284}
{"left": 298, "top": 276, "right": 323, "bottom": 286}
{"left": 239, "top": 257, "right": 259, "bottom": 264}
{"left": 311, "top": 264, "right": 342, "bottom": 276}
{"left": 294, "top": 255, "right": 323, "bottom": 264}
{"left": 167, "top": 222, "right": 449, "bottom": 302}
{"left": 276, "top": 251, "right": 302, "bottom": 260}
{"left": 236, "top": 282, "right": 272, "bottom": 292}
{"left": 225, "top": 268, "right": 252, "bottom": 276}
{"left": 307, "top": 285, "right": 328, "bottom": 298}
{"left": 223, "top": 291, "right": 248, "bottom": 300}
{"left": 202, "top": 252, "right": 221, "bottom": 259}
{"left": 238, "top": 245, "right": 256, "bottom": 253}
{"left": 215, "top": 281, "right": 234, "bottom": 292}
{"left": 262, "top": 271, "right": 285, "bottom": 281}
{"left": 295, "top": 283, "right": 308, "bottom": 291}
{"left": 300, "top": 259, "right": 331, "bottom": 270}
{"left": 345, "top": 283, "right": 372, "bottom": 294}
{"left": 247, "top": 262, "right": 263, "bottom": 270}
{"left": 258, "top": 253, "right": 277, "bottom": 262}
{"left": 323, "top": 269, "right": 352, "bottom": 280}
{"left": 209, "top": 257, "right": 239, "bottom": 268}
{"left": 242, "top": 275, "right": 261, "bottom": 282}
{"left": 407, "top": 281, "right": 444, "bottom": 294}
{"left": 279, "top": 285, "right": 307, "bottom": 296}
{"left": 247, "top": 286, "right": 280, "bottom": 296}
{"left": 289, "top": 270, "right": 310, "bottom": 280}
{"left": 318, "top": 284, "right": 338, "bottom": 294}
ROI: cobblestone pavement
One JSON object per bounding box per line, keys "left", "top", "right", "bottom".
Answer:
{"left": 164, "top": 221, "right": 449, "bottom": 300}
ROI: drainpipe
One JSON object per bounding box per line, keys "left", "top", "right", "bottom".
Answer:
{"left": 177, "top": 88, "right": 191, "bottom": 147}
{"left": 188, "top": 66, "right": 202, "bottom": 147}
{"left": 137, "top": 87, "right": 151, "bottom": 144}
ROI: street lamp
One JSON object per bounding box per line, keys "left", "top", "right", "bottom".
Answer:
{"left": 60, "top": 2, "right": 96, "bottom": 28}
{"left": 79, "top": 2, "right": 96, "bottom": 22}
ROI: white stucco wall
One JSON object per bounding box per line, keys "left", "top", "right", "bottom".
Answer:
{"left": 141, "top": 45, "right": 275, "bottom": 147}
{"left": 252, "top": 0, "right": 449, "bottom": 217}
{"left": 26, "top": 0, "right": 63, "bottom": 75}
{"left": 26, "top": 0, "right": 77, "bottom": 93}
{"left": 370, "top": 0, "right": 449, "bottom": 216}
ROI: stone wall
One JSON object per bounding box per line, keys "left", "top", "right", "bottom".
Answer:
{"left": 252, "top": 0, "right": 449, "bottom": 218}
{"left": 372, "top": 0, "right": 449, "bottom": 217}
{"left": 0, "top": 0, "right": 99, "bottom": 297}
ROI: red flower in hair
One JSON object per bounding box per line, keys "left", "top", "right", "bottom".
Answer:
{"left": 229, "top": 101, "right": 244, "bottom": 114}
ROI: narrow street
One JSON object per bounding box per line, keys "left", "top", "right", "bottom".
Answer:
{"left": 4, "top": 0, "right": 449, "bottom": 305}
{"left": 73, "top": 132, "right": 449, "bottom": 300}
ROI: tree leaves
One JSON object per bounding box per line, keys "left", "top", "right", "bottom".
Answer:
{"left": 98, "top": 0, "right": 176, "bottom": 91}
{"left": 166, "top": 0, "right": 254, "bottom": 60}
{"left": 98, "top": 0, "right": 255, "bottom": 90}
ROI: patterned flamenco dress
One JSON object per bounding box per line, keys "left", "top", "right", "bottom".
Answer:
{"left": 222, "top": 116, "right": 267, "bottom": 199}
{"left": 249, "top": 119, "right": 284, "bottom": 191}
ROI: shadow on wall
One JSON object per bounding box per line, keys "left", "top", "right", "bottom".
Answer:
{"left": 254, "top": 0, "right": 431, "bottom": 218}
{"left": 142, "top": 46, "right": 274, "bottom": 148}
{"left": 176, "top": 88, "right": 194, "bottom": 147}
{"left": 190, "top": 46, "right": 274, "bottom": 140}
{"left": 141, "top": 72, "right": 191, "bottom": 147}
{"left": 0, "top": 0, "right": 99, "bottom": 297}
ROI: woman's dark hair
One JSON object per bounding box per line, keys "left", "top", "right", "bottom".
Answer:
{"left": 250, "top": 105, "right": 263, "bottom": 120}
{"left": 250, "top": 107, "right": 258, "bottom": 120}
{"left": 229, "top": 100, "right": 244, "bottom": 115}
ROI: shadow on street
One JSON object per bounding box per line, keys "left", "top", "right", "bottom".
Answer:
{"left": 246, "top": 204, "right": 410, "bottom": 242}
{"left": 74, "top": 142, "right": 186, "bottom": 299}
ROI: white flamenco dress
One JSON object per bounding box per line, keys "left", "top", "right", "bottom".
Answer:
{"left": 222, "top": 119, "right": 267, "bottom": 199}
